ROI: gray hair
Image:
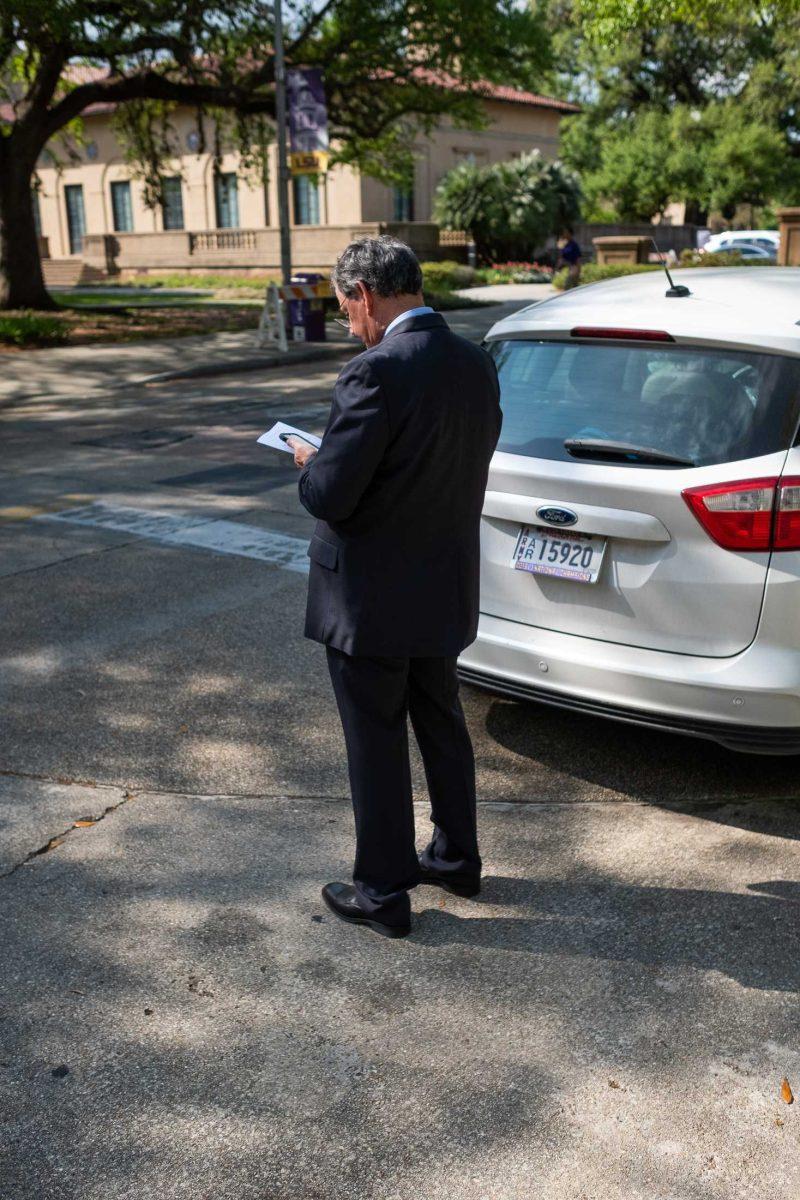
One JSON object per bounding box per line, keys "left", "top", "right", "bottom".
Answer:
{"left": 331, "top": 235, "right": 423, "bottom": 298}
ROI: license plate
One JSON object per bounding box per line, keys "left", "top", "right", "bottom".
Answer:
{"left": 511, "top": 525, "right": 607, "bottom": 585}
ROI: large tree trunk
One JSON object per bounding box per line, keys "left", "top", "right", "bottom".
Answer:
{"left": 0, "top": 147, "right": 56, "bottom": 311}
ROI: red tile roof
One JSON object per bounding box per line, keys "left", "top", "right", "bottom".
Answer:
{"left": 415, "top": 70, "right": 580, "bottom": 113}
{"left": 474, "top": 80, "right": 580, "bottom": 112}
{"left": 2, "top": 64, "right": 578, "bottom": 123}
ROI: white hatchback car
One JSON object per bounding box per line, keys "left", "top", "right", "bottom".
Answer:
{"left": 459, "top": 268, "right": 800, "bottom": 753}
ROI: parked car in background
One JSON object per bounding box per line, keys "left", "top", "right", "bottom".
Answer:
{"left": 461, "top": 268, "right": 800, "bottom": 753}
{"left": 702, "top": 229, "right": 779, "bottom": 256}
{"left": 705, "top": 242, "right": 777, "bottom": 262}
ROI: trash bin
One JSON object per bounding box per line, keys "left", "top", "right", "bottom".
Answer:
{"left": 286, "top": 272, "right": 327, "bottom": 342}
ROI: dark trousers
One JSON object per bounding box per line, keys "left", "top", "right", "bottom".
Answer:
{"left": 325, "top": 648, "right": 481, "bottom": 926}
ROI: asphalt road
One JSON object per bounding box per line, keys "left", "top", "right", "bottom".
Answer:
{"left": 2, "top": 328, "right": 800, "bottom": 1199}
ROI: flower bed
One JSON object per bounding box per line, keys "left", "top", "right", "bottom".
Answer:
{"left": 421, "top": 259, "right": 554, "bottom": 291}
{"left": 479, "top": 261, "right": 554, "bottom": 284}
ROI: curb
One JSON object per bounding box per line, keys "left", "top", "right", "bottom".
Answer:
{"left": 137, "top": 341, "right": 355, "bottom": 385}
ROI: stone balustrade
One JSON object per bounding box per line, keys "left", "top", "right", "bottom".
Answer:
{"left": 80, "top": 222, "right": 441, "bottom": 276}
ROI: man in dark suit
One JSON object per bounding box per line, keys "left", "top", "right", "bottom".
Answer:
{"left": 292, "top": 236, "right": 501, "bottom": 938}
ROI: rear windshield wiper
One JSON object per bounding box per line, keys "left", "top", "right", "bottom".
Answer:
{"left": 564, "top": 438, "right": 695, "bottom": 467}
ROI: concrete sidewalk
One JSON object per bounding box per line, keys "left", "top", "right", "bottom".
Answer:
{"left": 0, "top": 325, "right": 355, "bottom": 406}
{"left": 455, "top": 281, "right": 557, "bottom": 304}
{"left": 3, "top": 277, "right": 799, "bottom": 1198}
{"left": 2, "top": 781, "right": 798, "bottom": 1200}
{"left": 0, "top": 298, "right": 530, "bottom": 406}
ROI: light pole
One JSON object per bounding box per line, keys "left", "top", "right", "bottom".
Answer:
{"left": 273, "top": 0, "right": 292, "bottom": 285}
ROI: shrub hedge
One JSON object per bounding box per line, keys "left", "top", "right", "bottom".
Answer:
{"left": 420, "top": 260, "right": 480, "bottom": 292}
{"left": 552, "top": 253, "right": 776, "bottom": 290}
{"left": 679, "top": 248, "right": 774, "bottom": 267}
{"left": 552, "top": 263, "right": 660, "bottom": 289}
{"left": 0, "top": 312, "right": 68, "bottom": 346}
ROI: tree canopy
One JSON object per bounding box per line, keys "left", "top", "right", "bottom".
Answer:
{"left": 0, "top": 0, "right": 550, "bottom": 307}
{"left": 574, "top": 0, "right": 800, "bottom": 41}
{"left": 548, "top": 0, "right": 800, "bottom": 223}
{"left": 4, "top": 0, "right": 797, "bottom": 311}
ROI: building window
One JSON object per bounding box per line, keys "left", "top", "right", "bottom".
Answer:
{"left": 64, "top": 184, "right": 86, "bottom": 255}
{"left": 453, "top": 148, "right": 488, "bottom": 168}
{"left": 110, "top": 181, "right": 134, "bottom": 232}
{"left": 31, "top": 191, "right": 42, "bottom": 238}
{"left": 393, "top": 186, "right": 414, "bottom": 222}
{"left": 293, "top": 175, "right": 320, "bottom": 225}
{"left": 214, "top": 172, "right": 240, "bottom": 229}
{"left": 161, "top": 176, "right": 184, "bottom": 230}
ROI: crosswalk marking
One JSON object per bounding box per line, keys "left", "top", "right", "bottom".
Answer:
{"left": 38, "top": 503, "right": 311, "bottom": 573}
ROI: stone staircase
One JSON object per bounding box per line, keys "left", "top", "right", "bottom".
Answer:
{"left": 41, "top": 260, "right": 107, "bottom": 288}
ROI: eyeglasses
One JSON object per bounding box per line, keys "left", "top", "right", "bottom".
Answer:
{"left": 333, "top": 317, "right": 351, "bottom": 331}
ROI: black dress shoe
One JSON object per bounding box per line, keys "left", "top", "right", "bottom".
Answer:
{"left": 418, "top": 864, "right": 481, "bottom": 898}
{"left": 321, "top": 882, "right": 411, "bottom": 938}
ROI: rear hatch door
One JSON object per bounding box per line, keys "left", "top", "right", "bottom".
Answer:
{"left": 481, "top": 336, "right": 800, "bottom": 658}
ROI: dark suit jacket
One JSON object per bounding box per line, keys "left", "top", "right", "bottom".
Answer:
{"left": 298, "top": 311, "right": 501, "bottom": 656}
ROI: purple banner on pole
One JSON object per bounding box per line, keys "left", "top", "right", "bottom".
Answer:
{"left": 287, "top": 68, "right": 329, "bottom": 153}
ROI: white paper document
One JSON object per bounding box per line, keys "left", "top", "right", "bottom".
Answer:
{"left": 257, "top": 421, "right": 322, "bottom": 455}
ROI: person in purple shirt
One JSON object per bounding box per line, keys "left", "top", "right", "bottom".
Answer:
{"left": 557, "top": 227, "right": 582, "bottom": 289}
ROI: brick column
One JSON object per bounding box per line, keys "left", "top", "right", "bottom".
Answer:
{"left": 776, "top": 208, "right": 800, "bottom": 265}
{"left": 592, "top": 235, "right": 651, "bottom": 265}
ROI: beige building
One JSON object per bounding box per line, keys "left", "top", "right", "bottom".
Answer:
{"left": 29, "top": 81, "right": 578, "bottom": 283}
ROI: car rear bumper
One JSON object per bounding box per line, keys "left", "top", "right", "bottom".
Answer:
{"left": 458, "top": 613, "right": 800, "bottom": 754}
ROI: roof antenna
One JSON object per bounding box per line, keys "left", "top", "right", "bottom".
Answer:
{"left": 651, "top": 236, "right": 691, "bottom": 298}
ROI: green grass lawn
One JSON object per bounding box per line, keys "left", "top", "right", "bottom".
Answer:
{"left": 103, "top": 271, "right": 278, "bottom": 291}
{"left": 0, "top": 271, "right": 496, "bottom": 350}
{"left": 0, "top": 302, "right": 263, "bottom": 349}
{"left": 1, "top": 288, "right": 495, "bottom": 350}
{"left": 56, "top": 285, "right": 493, "bottom": 315}
{"left": 56, "top": 288, "right": 259, "bottom": 308}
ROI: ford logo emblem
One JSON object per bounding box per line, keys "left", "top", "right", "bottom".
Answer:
{"left": 536, "top": 505, "right": 578, "bottom": 527}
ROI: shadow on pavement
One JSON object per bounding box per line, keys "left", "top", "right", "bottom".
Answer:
{"left": 2, "top": 793, "right": 799, "bottom": 1196}
{"left": 482, "top": 694, "right": 800, "bottom": 813}
{"left": 415, "top": 873, "right": 800, "bottom": 993}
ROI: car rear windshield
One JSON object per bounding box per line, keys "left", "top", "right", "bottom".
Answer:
{"left": 489, "top": 339, "right": 800, "bottom": 467}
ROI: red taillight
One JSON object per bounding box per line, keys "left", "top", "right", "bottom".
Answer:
{"left": 682, "top": 476, "right": 800, "bottom": 552}
{"left": 682, "top": 477, "right": 776, "bottom": 551}
{"left": 570, "top": 326, "right": 674, "bottom": 342}
{"left": 774, "top": 476, "right": 800, "bottom": 549}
